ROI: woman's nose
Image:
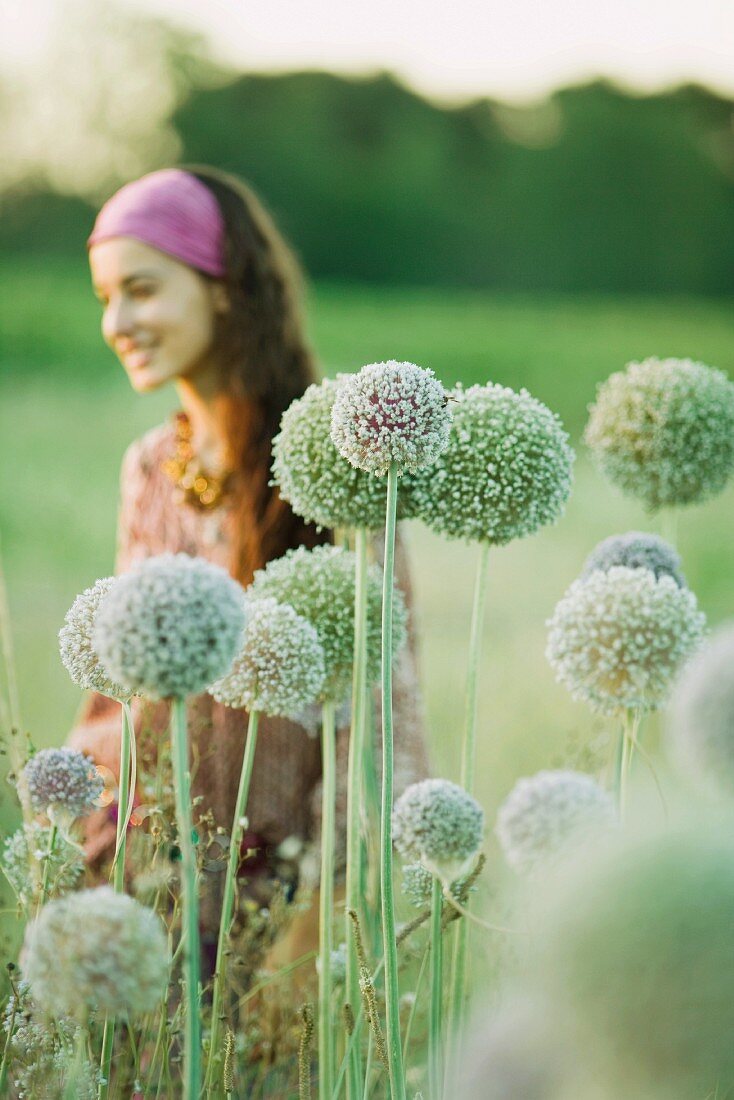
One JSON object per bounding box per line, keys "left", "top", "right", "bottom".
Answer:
{"left": 102, "top": 296, "right": 135, "bottom": 343}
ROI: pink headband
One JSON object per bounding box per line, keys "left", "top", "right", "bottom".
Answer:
{"left": 87, "top": 168, "right": 227, "bottom": 277}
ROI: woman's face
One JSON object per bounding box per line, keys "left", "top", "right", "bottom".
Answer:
{"left": 89, "top": 237, "right": 228, "bottom": 393}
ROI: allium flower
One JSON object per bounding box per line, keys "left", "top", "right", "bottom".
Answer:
{"left": 666, "top": 623, "right": 734, "bottom": 797}
{"left": 22, "top": 748, "right": 103, "bottom": 821}
{"left": 93, "top": 553, "right": 246, "bottom": 699}
{"left": 495, "top": 770, "right": 616, "bottom": 876}
{"left": 546, "top": 566, "right": 705, "bottom": 715}
{"left": 273, "top": 378, "right": 409, "bottom": 529}
{"left": 584, "top": 357, "right": 734, "bottom": 510}
{"left": 22, "top": 886, "right": 169, "bottom": 1018}
{"left": 581, "top": 531, "right": 685, "bottom": 588}
{"left": 59, "top": 577, "right": 132, "bottom": 701}
{"left": 404, "top": 383, "right": 574, "bottom": 544}
{"left": 392, "top": 778, "right": 484, "bottom": 883}
{"left": 330, "top": 360, "right": 451, "bottom": 477}
{"left": 2, "top": 823, "right": 84, "bottom": 905}
{"left": 250, "top": 545, "right": 407, "bottom": 702}
{"left": 209, "top": 597, "right": 325, "bottom": 716}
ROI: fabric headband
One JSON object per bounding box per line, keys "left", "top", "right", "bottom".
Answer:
{"left": 87, "top": 168, "right": 227, "bottom": 277}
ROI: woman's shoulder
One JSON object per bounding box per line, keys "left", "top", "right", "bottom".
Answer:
{"left": 121, "top": 421, "right": 175, "bottom": 478}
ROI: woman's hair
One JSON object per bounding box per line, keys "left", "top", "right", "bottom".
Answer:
{"left": 185, "top": 165, "right": 330, "bottom": 584}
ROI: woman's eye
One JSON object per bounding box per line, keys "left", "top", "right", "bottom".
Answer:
{"left": 130, "top": 284, "right": 154, "bottom": 299}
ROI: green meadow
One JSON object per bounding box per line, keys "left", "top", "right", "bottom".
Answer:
{"left": 2, "top": 256, "right": 733, "bottom": 842}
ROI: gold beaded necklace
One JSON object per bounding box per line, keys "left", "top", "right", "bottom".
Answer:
{"left": 162, "top": 411, "right": 233, "bottom": 510}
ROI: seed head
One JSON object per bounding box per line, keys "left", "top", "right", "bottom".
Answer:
{"left": 546, "top": 566, "right": 705, "bottom": 715}
{"left": 59, "top": 577, "right": 132, "bottom": 701}
{"left": 92, "top": 553, "right": 246, "bottom": 699}
{"left": 22, "top": 748, "right": 103, "bottom": 821}
{"left": 209, "top": 597, "right": 325, "bottom": 716}
{"left": 22, "top": 886, "right": 169, "bottom": 1018}
{"left": 404, "top": 383, "right": 574, "bottom": 544}
{"left": 330, "top": 360, "right": 451, "bottom": 477}
{"left": 392, "top": 778, "right": 484, "bottom": 883}
{"left": 666, "top": 623, "right": 734, "bottom": 797}
{"left": 496, "top": 770, "right": 616, "bottom": 876}
{"left": 584, "top": 357, "right": 734, "bottom": 510}
{"left": 581, "top": 531, "right": 685, "bottom": 588}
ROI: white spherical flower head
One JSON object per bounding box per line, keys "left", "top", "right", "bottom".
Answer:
{"left": 273, "top": 378, "right": 416, "bottom": 529}
{"left": 2, "top": 823, "right": 84, "bottom": 905}
{"left": 585, "top": 357, "right": 734, "bottom": 510}
{"left": 251, "top": 544, "right": 407, "bottom": 702}
{"left": 404, "top": 383, "right": 574, "bottom": 544}
{"left": 392, "top": 778, "right": 484, "bottom": 884}
{"left": 330, "top": 360, "right": 452, "bottom": 477}
{"left": 93, "top": 553, "right": 246, "bottom": 700}
{"left": 22, "top": 886, "right": 169, "bottom": 1018}
{"left": 59, "top": 577, "right": 133, "bottom": 701}
{"left": 22, "top": 748, "right": 103, "bottom": 821}
{"left": 666, "top": 623, "right": 734, "bottom": 798}
{"left": 581, "top": 531, "right": 685, "bottom": 588}
{"left": 209, "top": 597, "right": 325, "bottom": 716}
{"left": 546, "top": 566, "right": 705, "bottom": 715}
{"left": 496, "top": 769, "right": 616, "bottom": 876}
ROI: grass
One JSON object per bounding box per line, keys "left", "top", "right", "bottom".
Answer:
{"left": 1, "top": 256, "right": 733, "bottom": 848}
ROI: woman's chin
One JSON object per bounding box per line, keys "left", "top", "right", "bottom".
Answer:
{"left": 126, "top": 369, "right": 169, "bottom": 394}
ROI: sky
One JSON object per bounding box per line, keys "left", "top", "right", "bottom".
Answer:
{"left": 2, "top": 0, "right": 734, "bottom": 104}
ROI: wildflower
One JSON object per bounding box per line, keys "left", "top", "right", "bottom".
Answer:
{"left": 330, "top": 360, "right": 451, "bottom": 477}
{"left": 209, "top": 597, "right": 325, "bottom": 716}
{"left": 666, "top": 623, "right": 734, "bottom": 797}
{"left": 22, "top": 747, "right": 103, "bottom": 821}
{"left": 584, "top": 357, "right": 734, "bottom": 510}
{"left": 581, "top": 531, "right": 685, "bottom": 587}
{"left": 316, "top": 942, "right": 348, "bottom": 985}
{"left": 404, "top": 383, "right": 574, "bottom": 544}
{"left": 546, "top": 566, "right": 705, "bottom": 715}
{"left": 22, "top": 886, "right": 169, "bottom": 1018}
{"left": 401, "top": 861, "right": 434, "bottom": 906}
{"left": 250, "top": 545, "right": 407, "bottom": 702}
{"left": 392, "top": 778, "right": 484, "bottom": 883}
{"left": 59, "top": 577, "right": 133, "bottom": 701}
{"left": 2, "top": 823, "right": 84, "bottom": 905}
{"left": 93, "top": 553, "right": 246, "bottom": 699}
{"left": 273, "top": 377, "right": 412, "bottom": 529}
{"left": 495, "top": 770, "right": 616, "bottom": 876}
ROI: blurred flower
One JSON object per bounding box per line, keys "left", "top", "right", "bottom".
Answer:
{"left": 2, "top": 823, "right": 84, "bottom": 905}
{"left": 546, "top": 566, "right": 705, "bottom": 715}
{"left": 401, "top": 861, "right": 434, "bottom": 906}
{"left": 666, "top": 623, "right": 734, "bottom": 797}
{"left": 330, "top": 360, "right": 451, "bottom": 477}
{"left": 93, "top": 553, "right": 246, "bottom": 699}
{"left": 22, "top": 886, "right": 169, "bottom": 1018}
{"left": 392, "top": 778, "right": 483, "bottom": 883}
{"left": 581, "top": 531, "right": 685, "bottom": 587}
{"left": 495, "top": 770, "right": 615, "bottom": 876}
{"left": 316, "top": 941, "right": 348, "bottom": 985}
{"left": 209, "top": 597, "right": 325, "bottom": 716}
{"left": 584, "top": 357, "right": 734, "bottom": 510}
{"left": 59, "top": 577, "right": 132, "bottom": 701}
{"left": 250, "top": 545, "right": 407, "bottom": 702}
{"left": 404, "top": 383, "right": 574, "bottom": 544}
{"left": 22, "top": 747, "right": 103, "bottom": 822}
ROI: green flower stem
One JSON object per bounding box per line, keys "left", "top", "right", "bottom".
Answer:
{"left": 448, "top": 539, "right": 490, "bottom": 1049}
{"left": 345, "top": 525, "right": 369, "bottom": 1100}
{"left": 380, "top": 463, "right": 406, "bottom": 1100}
{"left": 171, "top": 696, "right": 201, "bottom": 1100}
{"left": 205, "top": 709, "right": 260, "bottom": 1098}
{"left": 319, "top": 699, "right": 337, "bottom": 1100}
{"left": 64, "top": 1024, "right": 88, "bottom": 1100}
{"left": 429, "top": 876, "right": 444, "bottom": 1100}
{"left": 37, "top": 822, "right": 58, "bottom": 915}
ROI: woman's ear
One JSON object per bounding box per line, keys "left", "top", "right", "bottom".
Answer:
{"left": 211, "top": 281, "right": 230, "bottom": 315}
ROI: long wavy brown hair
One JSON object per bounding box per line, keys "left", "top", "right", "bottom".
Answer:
{"left": 185, "top": 166, "right": 330, "bottom": 584}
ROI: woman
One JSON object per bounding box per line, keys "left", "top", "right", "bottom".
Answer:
{"left": 68, "top": 166, "right": 430, "bottom": 950}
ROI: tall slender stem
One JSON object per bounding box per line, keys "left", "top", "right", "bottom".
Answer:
{"left": 205, "top": 709, "right": 260, "bottom": 1097}
{"left": 449, "top": 540, "right": 490, "bottom": 1049}
{"left": 380, "top": 463, "right": 406, "bottom": 1100}
{"left": 345, "top": 525, "right": 368, "bottom": 1100}
{"left": 171, "top": 696, "right": 201, "bottom": 1100}
{"left": 37, "top": 823, "right": 58, "bottom": 915}
{"left": 429, "top": 877, "right": 444, "bottom": 1100}
{"left": 319, "top": 700, "right": 337, "bottom": 1100}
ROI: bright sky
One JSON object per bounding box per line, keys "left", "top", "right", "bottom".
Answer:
{"left": 3, "top": 0, "right": 734, "bottom": 103}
